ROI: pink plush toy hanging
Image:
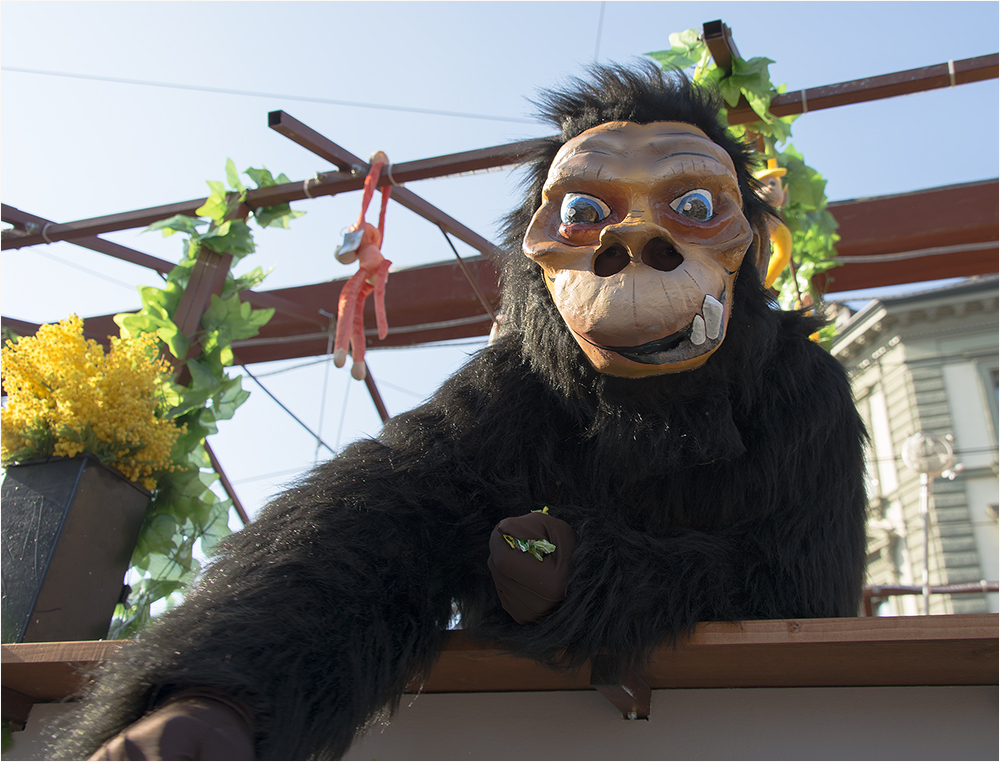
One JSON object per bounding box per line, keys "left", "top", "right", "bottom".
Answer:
{"left": 333, "top": 151, "right": 393, "bottom": 380}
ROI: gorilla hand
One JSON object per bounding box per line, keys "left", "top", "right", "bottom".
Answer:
{"left": 88, "top": 689, "right": 254, "bottom": 761}
{"left": 488, "top": 510, "right": 577, "bottom": 624}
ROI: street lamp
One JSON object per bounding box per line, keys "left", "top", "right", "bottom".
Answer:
{"left": 901, "top": 432, "right": 955, "bottom": 615}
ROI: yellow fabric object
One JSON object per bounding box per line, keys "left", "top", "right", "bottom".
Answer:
{"left": 764, "top": 222, "right": 793, "bottom": 288}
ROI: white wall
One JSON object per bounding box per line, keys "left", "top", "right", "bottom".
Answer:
{"left": 942, "top": 361, "right": 1000, "bottom": 613}
{"left": 7, "top": 686, "right": 998, "bottom": 761}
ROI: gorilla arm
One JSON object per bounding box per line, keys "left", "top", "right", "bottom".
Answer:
{"left": 56, "top": 433, "right": 491, "bottom": 761}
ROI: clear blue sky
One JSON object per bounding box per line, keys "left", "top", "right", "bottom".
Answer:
{"left": 2, "top": 1, "right": 998, "bottom": 520}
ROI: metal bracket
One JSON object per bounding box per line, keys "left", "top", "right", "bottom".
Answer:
{"left": 590, "top": 654, "right": 651, "bottom": 720}
{"left": 702, "top": 19, "right": 741, "bottom": 72}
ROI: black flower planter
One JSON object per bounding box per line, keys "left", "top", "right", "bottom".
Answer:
{"left": 1, "top": 453, "right": 150, "bottom": 643}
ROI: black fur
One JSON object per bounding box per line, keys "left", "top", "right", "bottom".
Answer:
{"left": 53, "top": 63, "right": 867, "bottom": 760}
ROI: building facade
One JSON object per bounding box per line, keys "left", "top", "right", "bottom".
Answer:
{"left": 831, "top": 275, "right": 999, "bottom": 615}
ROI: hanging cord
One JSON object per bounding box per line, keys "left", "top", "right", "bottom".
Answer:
{"left": 438, "top": 228, "right": 497, "bottom": 322}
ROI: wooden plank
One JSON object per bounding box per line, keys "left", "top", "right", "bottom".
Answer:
{"left": 817, "top": 180, "right": 998, "bottom": 293}
{"left": 2, "top": 640, "right": 125, "bottom": 702}
{"left": 5, "top": 181, "right": 996, "bottom": 362}
{"left": 1, "top": 205, "right": 176, "bottom": 274}
{"left": 6, "top": 615, "right": 993, "bottom": 705}
{"left": 268, "top": 111, "right": 504, "bottom": 259}
{"left": 4, "top": 53, "right": 996, "bottom": 254}
{"left": 828, "top": 181, "right": 997, "bottom": 258}
{"left": 727, "top": 54, "right": 999, "bottom": 125}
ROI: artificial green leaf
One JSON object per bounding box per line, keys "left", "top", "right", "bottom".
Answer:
{"left": 213, "top": 377, "right": 250, "bottom": 420}
{"left": 244, "top": 166, "right": 275, "bottom": 187}
{"left": 114, "top": 312, "right": 156, "bottom": 338}
{"left": 137, "top": 577, "right": 185, "bottom": 603}
{"left": 168, "top": 386, "right": 215, "bottom": 419}
{"left": 502, "top": 534, "right": 557, "bottom": 562}
{"left": 646, "top": 28, "right": 705, "bottom": 71}
{"left": 138, "top": 285, "right": 171, "bottom": 315}
{"left": 145, "top": 547, "right": 191, "bottom": 582}
{"left": 225, "top": 158, "right": 246, "bottom": 194}
{"left": 196, "top": 180, "right": 229, "bottom": 223}
{"left": 171, "top": 467, "right": 209, "bottom": 497}
{"left": 226, "top": 265, "right": 273, "bottom": 296}
{"left": 198, "top": 408, "right": 219, "bottom": 437}
{"left": 245, "top": 305, "right": 275, "bottom": 332}
{"left": 146, "top": 214, "right": 205, "bottom": 237}
{"left": 255, "top": 203, "right": 305, "bottom": 229}
{"left": 186, "top": 357, "right": 221, "bottom": 392}
{"left": 156, "top": 321, "right": 190, "bottom": 361}
{"left": 188, "top": 494, "right": 219, "bottom": 529}
{"left": 135, "top": 513, "right": 178, "bottom": 558}
{"left": 197, "top": 219, "right": 255, "bottom": 259}
{"left": 198, "top": 508, "right": 233, "bottom": 556}
{"left": 198, "top": 469, "right": 221, "bottom": 490}
{"left": 201, "top": 293, "right": 238, "bottom": 334}
{"left": 697, "top": 62, "right": 726, "bottom": 89}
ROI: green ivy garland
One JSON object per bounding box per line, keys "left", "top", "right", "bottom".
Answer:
{"left": 647, "top": 30, "right": 841, "bottom": 330}
{"left": 109, "top": 160, "right": 302, "bottom": 637}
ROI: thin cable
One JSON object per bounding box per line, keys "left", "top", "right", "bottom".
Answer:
{"left": 593, "top": 1, "right": 607, "bottom": 62}
{"left": 232, "top": 466, "right": 312, "bottom": 485}
{"left": 241, "top": 365, "right": 336, "bottom": 454}
{"left": 32, "top": 249, "right": 146, "bottom": 292}
{"left": 335, "top": 373, "right": 352, "bottom": 451}
{"left": 439, "top": 228, "right": 497, "bottom": 322}
{"left": 314, "top": 325, "right": 336, "bottom": 465}
{"left": 832, "top": 241, "right": 998, "bottom": 264}
{"left": 2, "top": 66, "right": 536, "bottom": 125}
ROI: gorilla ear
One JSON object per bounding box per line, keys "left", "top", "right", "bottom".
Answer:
{"left": 747, "top": 216, "right": 773, "bottom": 279}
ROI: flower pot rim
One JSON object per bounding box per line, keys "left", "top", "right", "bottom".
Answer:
{"left": 3, "top": 452, "right": 152, "bottom": 497}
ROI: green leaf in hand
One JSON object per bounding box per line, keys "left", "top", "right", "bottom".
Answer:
{"left": 502, "top": 534, "right": 557, "bottom": 562}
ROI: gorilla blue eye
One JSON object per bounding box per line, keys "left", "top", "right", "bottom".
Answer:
{"left": 560, "top": 193, "right": 612, "bottom": 225}
{"left": 670, "top": 189, "right": 714, "bottom": 221}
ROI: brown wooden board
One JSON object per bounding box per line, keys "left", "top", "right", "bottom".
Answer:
{"left": 4, "top": 615, "right": 995, "bottom": 706}
{"left": 8, "top": 179, "right": 985, "bottom": 367}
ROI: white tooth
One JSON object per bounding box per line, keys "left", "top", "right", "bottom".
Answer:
{"left": 702, "top": 294, "right": 723, "bottom": 339}
{"left": 690, "top": 315, "right": 706, "bottom": 345}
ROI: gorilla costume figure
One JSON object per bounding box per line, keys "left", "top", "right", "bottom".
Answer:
{"left": 57, "top": 63, "right": 867, "bottom": 760}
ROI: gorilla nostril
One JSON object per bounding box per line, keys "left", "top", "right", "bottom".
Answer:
{"left": 593, "top": 244, "right": 630, "bottom": 277}
{"left": 641, "top": 239, "right": 684, "bottom": 272}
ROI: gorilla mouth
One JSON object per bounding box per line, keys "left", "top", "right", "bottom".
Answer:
{"left": 594, "top": 291, "right": 726, "bottom": 365}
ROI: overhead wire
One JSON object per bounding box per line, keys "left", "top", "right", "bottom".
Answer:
{"left": 314, "top": 323, "right": 336, "bottom": 465}
{"left": 240, "top": 365, "right": 337, "bottom": 455}
{"left": 2, "top": 66, "right": 537, "bottom": 125}
{"left": 593, "top": 1, "right": 607, "bottom": 62}
{"left": 335, "top": 372, "right": 352, "bottom": 451}
{"left": 26, "top": 249, "right": 157, "bottom": 292}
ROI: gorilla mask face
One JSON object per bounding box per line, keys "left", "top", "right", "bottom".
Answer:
{"left": 523, "top": 121, "right": 756, "bottom": 378}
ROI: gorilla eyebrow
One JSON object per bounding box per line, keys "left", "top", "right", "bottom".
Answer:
{"left": 655, "top": 151, "right": 717, "bottom": 162}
